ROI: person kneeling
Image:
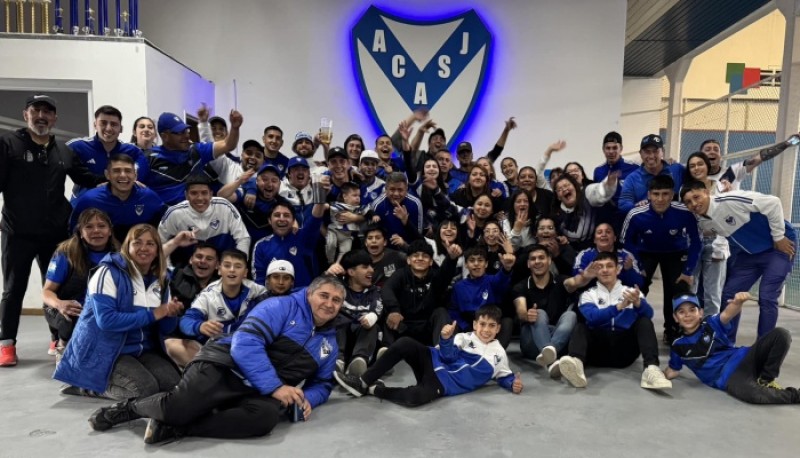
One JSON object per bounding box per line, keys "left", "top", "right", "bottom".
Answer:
{"left": 335, "top": 305, "right": 523, "bottom": 407}
{"left": 87, "top": 275, "right": 344, "bottom": 444}
{"left": 556, "top": 252, "right": 671, "bottom": 390}
{"left": 667, "top": 291, "right": 800, "bottom": 404}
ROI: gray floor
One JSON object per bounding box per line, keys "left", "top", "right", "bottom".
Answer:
{"left": 2, "top": 279, "right": 800, "bottom": 458}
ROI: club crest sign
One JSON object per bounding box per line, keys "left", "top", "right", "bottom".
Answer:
{"left": 352, "top": 6, "right": 492, "bottom": 146}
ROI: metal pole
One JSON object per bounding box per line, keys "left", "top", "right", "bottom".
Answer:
{"left": 723, "top": 94, "right": 732, "bottom": 157}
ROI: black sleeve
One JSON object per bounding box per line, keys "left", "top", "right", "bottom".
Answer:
{"left": 66, "top": 147, "right": 105, "bottom": 188}
{"left": 487, "top": 144, "right": 504, "bottom": 163}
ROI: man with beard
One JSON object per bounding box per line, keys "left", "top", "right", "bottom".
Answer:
{"left": 0, "top": 95, "right": 102, "bottom": 366}
{"left": 210, "top": 139, "right": 265, "bottom": 185}
{"left": 70, "top": 154, "right": 166, "bottom": 242}
{"left": 67, "top": 105, "right": 149, "bottom": 200}
{"left": 145, "top": 110, "right": 242, "bottom": 205}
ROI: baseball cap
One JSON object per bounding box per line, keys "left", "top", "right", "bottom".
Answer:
{"left": 327, "top": 146, "right": 348, "bottom": 161}
{"left": 25, "top": 94, "right": 57, "bottom": 112}
{"left": 429, "top": 128, "right": 446, "bottom": 142}
{"left": 672, "top": 294, "right": 702, "bottom": 311}
{"left": 242, "top": 139, "right": 264, "bottom": 152}
{"left": 157, "top": 112, "right": 190, "bottom": 134}
{"left": 603, "top": 131, "right": 622, "bottom": 145}
{"left": 640, "top": 134, "right": 664, "bottom": 150}
{"left": 267, "top": 260, "right": 295, "bottom": 278}
{"left": 208, "top": 116, "right": 227, "bottom": 127}
{"left": 257, "top": 163, "right": 281, "bottom": 177}
{"left": 359, "top": 150, "right": 380, "bottom": 163}
{"left": 287, "top": 157, "right": 310, "bottom": 170}
{"left": 457, "top": 141, "right": 473, "bottom": 154}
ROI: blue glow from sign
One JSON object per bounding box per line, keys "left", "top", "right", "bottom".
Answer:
{"left": 348, "top": 4, "right": 494, "bottom": 151}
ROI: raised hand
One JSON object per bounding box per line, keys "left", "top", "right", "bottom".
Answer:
{"left": 440, "top": 320, "right": 458, "bottom": 340}
{"left": 197, "top": 103, "right": 210, "bottom": 123}
{"left": 512, "top": 372, "right": 523, "bottom": 394}
{"left": 505, "top": 117, "right": 517, "bottom": 131}
{"left": 229, "top": 109, "right": 243, "bottom": 129}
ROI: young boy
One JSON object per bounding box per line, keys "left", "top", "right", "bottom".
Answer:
{"left": 451, "top": 246, "right": 515, "bottom": 348}
{"left": 337, "top": 250, "right": 384, "bottom": 376}
{"left": 325, "top": 181, "right": 374, "bottom": 263}
{"left": 264, "top": 259, "right": 296, "bottom": 297}
{"left": 667, "top": 291, "right": 800, "bottom": 403}
{"left": 334, "top": 305, "right": 523, "bottom": 406}
{"left": 170, "top": 250, "right": 266, "bottom": 366}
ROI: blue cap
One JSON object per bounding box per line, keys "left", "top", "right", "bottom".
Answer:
{"left": 257, "top": 163, "right": 282, "bottom": 177}
{"left": 287, "top": 157, "right": 309, "bottom": 170}
{"left": 292, "top": 131, "right": 314, "bottom": 149}
{"left": 158, "top": 112, "right": 189, "bottom": 134}
{"left": 672, "top": 294, "right": 702, "bottom": 311}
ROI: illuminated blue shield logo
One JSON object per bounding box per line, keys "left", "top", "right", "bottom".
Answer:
{"left": 352, "top": 6, "right": 492, "bottom": 146}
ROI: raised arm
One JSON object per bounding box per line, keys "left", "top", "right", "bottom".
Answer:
{"left": 487, "top": 117, "right": 516, "bottom": 163}
{"left": 212, "top": 110, "right": 243, "bottom": 159}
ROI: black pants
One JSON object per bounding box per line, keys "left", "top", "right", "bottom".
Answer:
{"left": 458, "top": 317, "right": 513, "bottom": 349}
{"left": 384, "top": 307, "right": 450, "bottom": 347}
{"left": 361, "top": 337, "right": 444, "bottom": 407}
{"left": 568, "top": 318, "right": 660, "bottom": 369}
{"left": 337, "top": 323, "right": 378, "bottom": 363}
{"left": 43, "top": 306, "right": 77, "bottom": 342}
{"left": 0, "top": 232, "right": 61, "bottom": 342}
{"left": 726, "top": 328, "right": 800, "bottom": 404}
{"left": 639, "top": 250, "right": 687, "bottom": 333}
{"left": 131, "top": 361, "right": 283, "bottom": 439}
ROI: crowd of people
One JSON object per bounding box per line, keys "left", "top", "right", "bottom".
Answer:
{"left": 1, "top": 93, "right": 799, "bottom": 445}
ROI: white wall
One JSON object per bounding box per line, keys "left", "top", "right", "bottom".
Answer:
{"left": 145, "top": 45, "right": 216, "bottom": 122}
{"left": 138, "top": 0, "right": 627, "bottom": 170}
{"left": 619, "top": 76, "right": 663, "bottom": 158}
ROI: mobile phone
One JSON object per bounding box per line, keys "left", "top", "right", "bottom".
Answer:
{"left": 287, "top": 402, "right": 305, "bottom": 423}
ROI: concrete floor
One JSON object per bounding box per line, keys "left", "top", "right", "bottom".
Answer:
{"left": 1, "top": 279, "right": 800, "bottom": 458}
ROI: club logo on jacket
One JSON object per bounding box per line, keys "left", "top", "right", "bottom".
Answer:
{"left": 135, "top": 204, "right": 144, "bottom": 216}
{"left": 481, "top": 290, "right": 488, "bottom": 300}
{"left": 669, "top": 229, "right": 677, "bottom": 235}
{"left": 351, "top": 6, "right": 492, "bottom": 148}
{"left": 320, "top": 338, "right": 333, "bottom": 359}
{"left": 216, "top": 306, "right": 227, "bottom": 318}
{"left": 289, "top": 247, "right": 297, "bottom": 256}
{"left": 725, "top": 216, "right": 736, "bottom": 226}
{"left": 210, "top": 219, "right": 220, "bottom": 230}
{"left": 494, "top": 354, "right": 502, "bottom": 364}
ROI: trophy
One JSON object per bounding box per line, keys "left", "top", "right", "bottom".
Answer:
{"left": 42, "top": 0, "right": 51, "bottom": 34}
{"left": 4, "top": 1, "right": 10, "bottom": 33}
{"left": 16, "top": 0, "right": 25, "bottom": 33}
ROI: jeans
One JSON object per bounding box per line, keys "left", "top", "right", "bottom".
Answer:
{"left": 692, "top": 236, "right": 727, "bottom": 316}
{"left": 104, "top": 352, "right": 181, "bottom": 401}
{"left": 519, "top": 310, "right": 577, "bottom": 359}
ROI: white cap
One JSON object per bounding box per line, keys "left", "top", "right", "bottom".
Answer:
{"left": 267, "top": 260, "right": 295, "bottom": 278}
{"left": 359, "top": 150, "right": 380, "bottom": 163}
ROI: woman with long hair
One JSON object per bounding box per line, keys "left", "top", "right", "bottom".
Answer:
{"left": 344, "top": 134, "right": 365, "bottom": 163}
{"left": 551, "top": 173, "right": 617, "bottom": 252}
{"left": 43, "top": 209, "right": 118, "bottom": 362}
{"left": 684, "top": 151, "right": 729, "bottom": 315}
{"left": 503, "top": 189, "right": 538, "bottom": 251}
{"left": 500, "top": 157, "right": 519, "bottom": 194}
{"left": 130, "top": 116, "right": 157, "bottom": 151}
{"left": 517, "top": 166, "right": 554, "bottom": 218}
{"left": 54, "top": 224, "right": 183, "bottom": 400}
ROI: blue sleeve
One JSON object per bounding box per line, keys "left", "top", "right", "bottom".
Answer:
{"left": 618, "top": 174, "right": 637, "bottom": 214}
{"left": 179, "top": 308, "right": 207, "bottom": 338}
{"left": 195, "top": 142, "right": 215, "bottom": 164}
{"left": 92, "top": 293, "right": 156, "bottom": 332}
{"left": 230, "top": 300, "right": 290, "bottom": 396}
{"left": 299, "top": 213, "right": 323, "bottom": 241}
{"left": 579, "top": 302, "right": 619, "bottom": 328}
{"left": 683, "top": 214, "right": 702, "bottom": 276}
{"left": 133, "top": 149, "right": 150, "bottom": 182}
{"left": 241, "top": 177, "right": 257, "bottom": 196}
{"left": 158, "top": 315, "right": 179, "bottom": 335}
{"left": 252, "top": 241, "right": 269, "bottom": 286}
{"left": 302, "top": 338, "right": 337, "bottom": 408}
{"left": 46, "top": 252, "right": 70, "bottom": 284}
{"left": 490, "top": 269, "right": 511, "bottom": 296}
{"left": 636, "top": 297, "right": 654, "bottom": 319}
{"left": 593, "top": 165, "right": 604, "bottom": 183}
{"left": 497, "top": 373, "right": 515, "bottom": 392}
{"left": 450, "top": 284, "right": 469, "bottom": 329}
{"left": 621, "top": 213, "right": 639, "bottom": 256}
{"left": 437, "top": 335, "right": 460, "bottom": 363}
{"left": 668, "top": 349, "right": 683, "bottom": 371}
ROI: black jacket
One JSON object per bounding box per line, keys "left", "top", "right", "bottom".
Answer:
{"left": 0, "top": 128, "right": 100, "bottom": 237}
{"left": 381, "top": 256, "right": 457, "bottom": 321}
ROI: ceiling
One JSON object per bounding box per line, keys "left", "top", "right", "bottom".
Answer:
{"left": 624, "top": 0, "right": 773, "bottom": 77}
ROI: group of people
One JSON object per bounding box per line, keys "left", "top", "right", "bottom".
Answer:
{"left": 1, "top": 94, "right": 799, "bottom": 445}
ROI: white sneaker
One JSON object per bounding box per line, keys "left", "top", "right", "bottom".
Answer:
{"left": 536, "top": 345, "right": 557, "bottom": 368}
{"left": 347, "top": 357, "right": 368, "bottom": 377}
{"left": 548, "top": 360, "right": 561, "bottom": 380}
{"left": 558, "top": 356, "right": 587, "bottom": 388}
{"left": 336, "top": 358, "right": 345, "bottom": 373}
{"left": 641, "top": 365, "right": 672, "bottom": 390}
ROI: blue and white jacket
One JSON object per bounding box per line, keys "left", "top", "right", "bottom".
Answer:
{"left": 573, "top": 247, "right": 644, "bottom": 288}
{"left": 578, "top": 280, "right": 653, "bottom": 331}
{"left": 209, "top": 288, "right": 338, "bottom": 408}
{"left": 431, "top": 332, "right": 515, "bottom": 396}
{"left": 698, "top": 191, "right": 797, "bottom": 255}
{"left": 53, "top": 253, "right": 176, "bottom": 393}
{"left": 251, "top": 215, "right": 323, "bottom": 287}
{"left": 618, "top": 161, "right": 684, "bottom": 213}
{"left": 179, "top": 279, "right": 267, "bottom": 341}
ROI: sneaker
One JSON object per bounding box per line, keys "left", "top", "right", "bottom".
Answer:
{"left": 48, "top": 340, "right": 57, "bottom": 356}
{"left": 376, "top": 347, "right": 388, "bottom": 361}
{"left": 535, "top": 345, "right": 557, "bottom": 368}
{"left": 144, "top": 418, "right": 180, "bottom": 445}
{"left": 89, "top": 400, "right": 141, "bottom": 431}
{"left": 548, "top": 360, "right": 562, "bottom": 380}
{"left": 0, "top": 343, "right": 17, "bottom": 367}
{"left": 346, "top": 357, "right": 368, "bottom": 377}
{"left": 55, "top": 344, "right": 66, "bottom": 367}
{"left": 757, "top": 377, "right": 784, "bottom": 390}
{"left": 641, "top": 365, "right": 672, "bottom": 390}
{"left": 60, "top": 385, "right": 103, "bottom": 398}
{"left": 367, "top": 379, "right": 386, "bottom": 396}
{"left": 334, "top": 371, "right": 367, "bottom": 397}
{"left": 336, "top": 358, "right": 345, "bottom": 373}
{"left": 558, "top": 356, "right": 587, "bottom": 388}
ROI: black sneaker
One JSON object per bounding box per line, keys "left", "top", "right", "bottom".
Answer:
{"left": 61, "top": 385, "right": 104, "bottom": 398}
{"left": 334, "top": 371, "right": 367, "bottom": 397}
{"left": 89, "top": 400, "right": 141, "bottom": 431}
{"left": 144, "top": 418, "right": 180, "bottom": 444}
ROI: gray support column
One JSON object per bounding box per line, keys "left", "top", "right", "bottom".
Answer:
{"left": 663, "top": 57, "right": 692, "bottom": 161}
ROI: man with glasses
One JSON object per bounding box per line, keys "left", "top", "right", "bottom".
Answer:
{"left": 0, "top": 95, "right": 102, "bottom": 366}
